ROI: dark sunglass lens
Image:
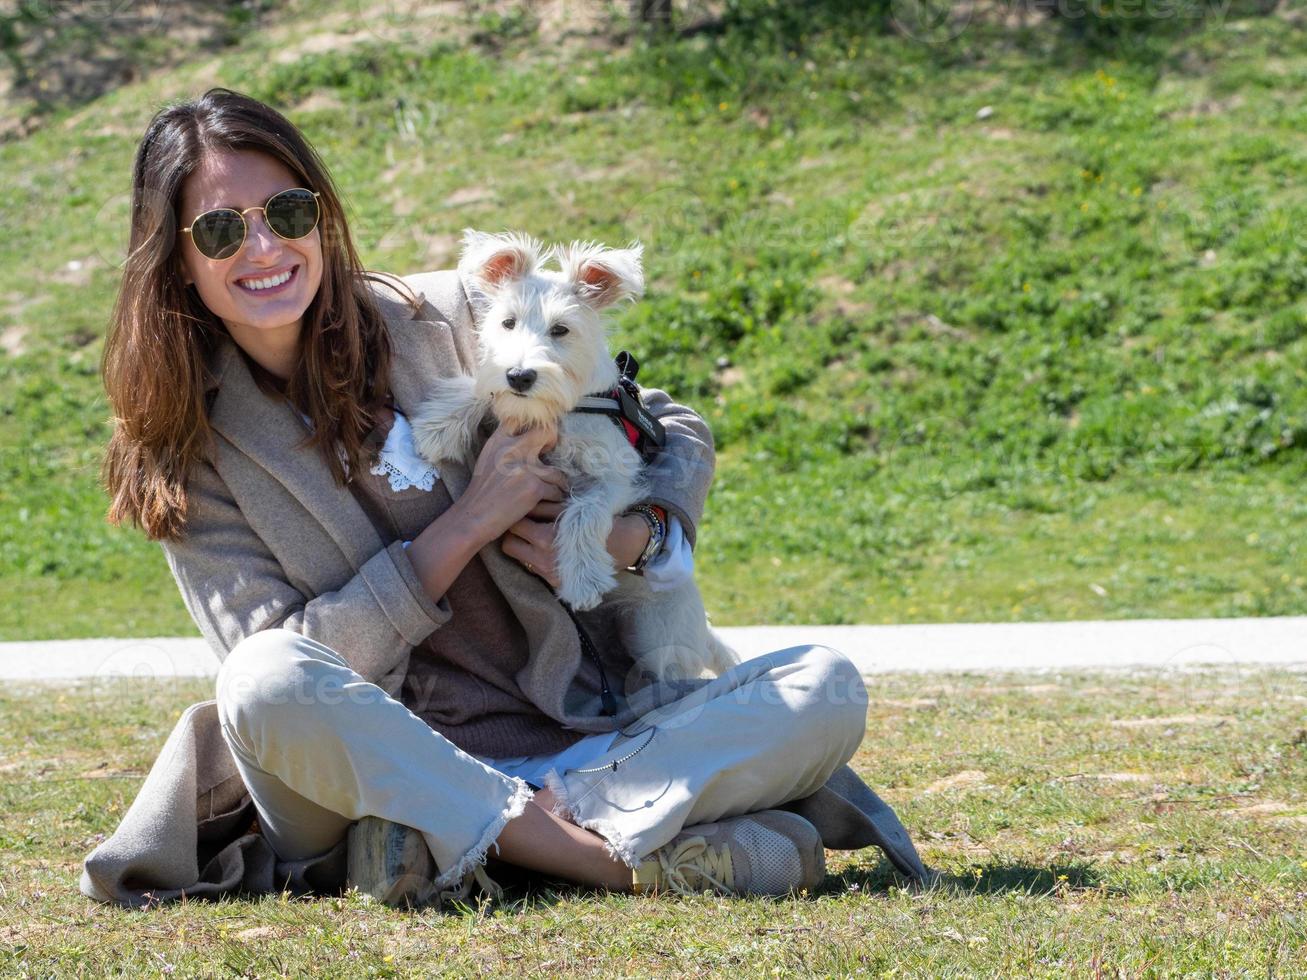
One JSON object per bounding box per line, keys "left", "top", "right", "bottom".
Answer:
{"left": 267, "top": 189, "right": 319, "bottom": 240}
{"left": 194, "top": 210, "right": 244, "bottom": 259}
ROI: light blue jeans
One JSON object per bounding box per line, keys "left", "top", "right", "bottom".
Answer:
{"left": 215, "top": 629, "right": 868, "bottom": 890}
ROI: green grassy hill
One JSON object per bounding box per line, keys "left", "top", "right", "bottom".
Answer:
{"left": 1, "top": 0, "right": 1304, "bottom": 639}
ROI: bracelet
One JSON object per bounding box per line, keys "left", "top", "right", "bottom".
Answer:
{"left": 623, "top": 504, "right": 665, "bottom": 574}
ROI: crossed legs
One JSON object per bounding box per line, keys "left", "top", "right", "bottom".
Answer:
{"left": 215, "top": 630, "right": 866, "bottom": 891}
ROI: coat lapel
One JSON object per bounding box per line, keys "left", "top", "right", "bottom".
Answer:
{"left": 202, "top": 278, "right": 469, "bottom": 573}
{"left": 207, "top": 341, "right": 383, "bottom": 570}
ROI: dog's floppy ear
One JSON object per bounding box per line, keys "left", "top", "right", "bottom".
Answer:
{"left": 458, "top": 229, "right": 544, "bottom": 292}
{"left": 556, "top": 240, "right": 645, "bottom": 310}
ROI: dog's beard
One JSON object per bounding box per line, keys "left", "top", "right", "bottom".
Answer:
{"left": 476, "top": 360, "right": 581, "bottom": 431}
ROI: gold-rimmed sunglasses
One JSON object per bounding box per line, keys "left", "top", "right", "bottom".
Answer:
{"left": 180, "top": 188, "right": 321, "bottom": 260}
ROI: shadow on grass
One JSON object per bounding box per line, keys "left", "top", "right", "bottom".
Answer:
{"left": 0, "top": 0, "right": 244, "bottom": 136}
{"left": 822, "top": 856, "right": 1121, "bottom": 898}
{"left": 463, "top": 855, "right": 1122, "bottom": 911}
{"left": 630, "top": 0, "right": 1294, "bottom": 105}
{"left": 263, "top": 856, "right": 1120, "bottom": 916}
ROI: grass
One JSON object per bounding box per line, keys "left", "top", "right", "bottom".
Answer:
{"left": 3, "top": 7, "right": 1303, "bottom": 970}
{"left": 1, "top": 0, "right": 1306, "bottom": 637}
{"left": 2, "top": 666, "right": 1305, "bottom": 974}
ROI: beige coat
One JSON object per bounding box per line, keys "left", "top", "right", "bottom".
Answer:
{"left": 79, "top": 270, "right": 926, "bottom": 908}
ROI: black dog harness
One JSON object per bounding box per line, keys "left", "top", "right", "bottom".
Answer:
{"left": 571, "top": 351, "right": 666, "bottom": 461}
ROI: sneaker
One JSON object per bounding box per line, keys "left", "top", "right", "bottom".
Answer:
{"left": 346, "top": 816, "right": 504, "bottom": 909}
{"left": 346, "top": 816, "right": 438, "bottom": 909}
{"left": 631, "top": 810, "right": 826, "bottom": 897}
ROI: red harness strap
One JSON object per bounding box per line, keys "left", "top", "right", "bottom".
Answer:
{"left": 596, "top": 386, "right": 642, "bottom": 448}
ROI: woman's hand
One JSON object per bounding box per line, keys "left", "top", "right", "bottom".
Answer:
{"left": 501, "top": 502, "right": 654, "bottom": 587}
{"left": 449, "top": 424, "right": 566, "bottom": 551}
{"left": 501, "top": 501, "right": 563, "bottom": 588}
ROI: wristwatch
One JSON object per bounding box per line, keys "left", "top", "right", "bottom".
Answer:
{"left": 623, "top": 504, "right": 666, "bottom": 574}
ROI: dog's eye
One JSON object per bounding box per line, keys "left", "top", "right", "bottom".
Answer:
{"left": 548, "top": 324, "right": 569, "bottom": 338}
{"left": 501, "top": 316, "right": 516, "bottom": 330}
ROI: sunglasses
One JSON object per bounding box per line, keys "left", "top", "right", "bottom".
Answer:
{"left": 180, "top": 187, "right": 321, "bottom": 260}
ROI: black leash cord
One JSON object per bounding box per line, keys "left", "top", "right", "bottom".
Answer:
{"left": 558, "top": 596, "right": 662, "bottom": 775}
{"left": 559, "top": 599, "right": 619, "bottom": 717}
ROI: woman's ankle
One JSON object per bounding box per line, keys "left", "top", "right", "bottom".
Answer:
{"left": 495, "top": 791, "right": 633, "bottom": 890}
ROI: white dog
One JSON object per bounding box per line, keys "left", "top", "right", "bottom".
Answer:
{"left": 410, "top": 229, "right": 738, "bottom": 684}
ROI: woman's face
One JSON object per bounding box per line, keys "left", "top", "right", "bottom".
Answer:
{"left": 177, "top": 148, "right": 324, "bottom": 357}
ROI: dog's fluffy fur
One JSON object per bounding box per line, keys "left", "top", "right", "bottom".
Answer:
{"left": 410, "top": 229, "right": 738, "bottom": 684}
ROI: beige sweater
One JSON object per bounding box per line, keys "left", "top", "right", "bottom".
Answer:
{"left": 345, "top": 399, "right": 587, "bottom": 757}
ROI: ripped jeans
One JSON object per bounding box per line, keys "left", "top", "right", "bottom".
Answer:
{"left": 215, "top": 629, "right": 868, "bottom": 891}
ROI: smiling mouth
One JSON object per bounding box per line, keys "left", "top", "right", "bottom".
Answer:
{"left": 235, "top": 264, "right": 299, "bottom": 294}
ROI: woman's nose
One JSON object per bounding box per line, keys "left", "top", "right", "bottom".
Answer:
{"left": 242, "top": 210, "right": 283, "bottom": 257}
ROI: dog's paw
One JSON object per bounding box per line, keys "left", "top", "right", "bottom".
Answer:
{"left": 410, "top": 421, "right": 459, "bottom": 466}
{"left": 557, "top": 563, "right": 618, "bottom": 611}
{"left": 410, "top": 380, "right": 483, "bottom": 464}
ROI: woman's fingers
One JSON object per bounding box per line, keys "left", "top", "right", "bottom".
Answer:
{"left": 455, "top": 418, "right": 572, "bottom": 552}
{"left": 498, "top": 421, "right": 557, "bottom": 453}
{"left": 480, "top": 420, "right": 521, "bottom": 455}
{"left": 528, "top": 500, "right": 565, "bottom": 521}
{"left": 532, "top": 464, "right": 568, "bottom": 497}
{"left": 516, "top": 421, "right": 559, "bottom": 453}
{"left": 481, "top": 422, "right": 556, "bottom": 466}
{"left": 506, "top": 516, "right": 554, "bottom": 549}
{"left": 494, "top": 425, "right": 568, "bottom": 497}
{"left": 500, "top": 526, "right": 560, "bottom": 588}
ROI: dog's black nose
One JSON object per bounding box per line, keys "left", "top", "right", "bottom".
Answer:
{"left": 506, "top": 367, "right": 537, "bottom": 393}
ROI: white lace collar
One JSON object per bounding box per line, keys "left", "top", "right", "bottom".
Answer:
{"left": 294, "top": 406, "right": 438, "bottom": 493}
{"left": 369, "top": 409, "right": 438, "bottom": 492}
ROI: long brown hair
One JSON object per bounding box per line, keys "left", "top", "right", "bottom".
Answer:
{"left": 101, "top": 87, "right": 422, "bottom": 542}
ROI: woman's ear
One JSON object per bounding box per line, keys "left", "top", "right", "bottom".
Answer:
{"left": 457, "top": 229, "right": 544, "bottom": 292}
{"left": 556, "top": 240, "right": 645, "bottom": 310}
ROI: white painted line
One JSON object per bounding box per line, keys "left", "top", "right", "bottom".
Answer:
{"left": 0, "top": 637, "right": 217, "bottom": 681}
{"left": 720, "top": 617, "right": 1307, "bottom": 674}
{"left": 0, "top": 617, "right": 1304, "bottom": 682}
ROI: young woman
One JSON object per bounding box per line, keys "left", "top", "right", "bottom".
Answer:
{"left": 93, "top": 87, "right": 915, "bottom": 907}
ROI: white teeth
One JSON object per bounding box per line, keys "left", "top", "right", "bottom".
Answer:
{"left": 238, "top": 268, "right": 293, "bottom": 291}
